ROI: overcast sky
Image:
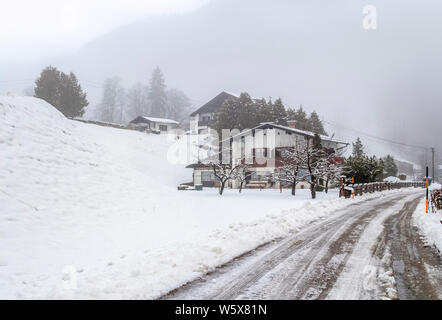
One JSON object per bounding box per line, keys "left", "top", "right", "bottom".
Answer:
{"left": 0, "top": 0, "right": 208, "bottom": 61}
{"left": 1, "top": 0, "right": 440, "bottom": 169}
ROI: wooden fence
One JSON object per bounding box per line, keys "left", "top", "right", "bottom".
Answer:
{"left": 341, "top": 181, "right": 425, "bottom": 198}
{"left": 68, "top": 118, "right": 128, "bottom": 130}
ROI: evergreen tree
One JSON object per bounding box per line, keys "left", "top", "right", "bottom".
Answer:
{"left": 236, "top": 92, "right": 257, "bottom": 131}
{"left": 34, "top": 66, "right": 61, "bottom": 108}
{"left": 266, "top": 99, "right": 275, "bottom": 123}
{"left": 293, "top": 105, "right": 309, "bottom": 130}
{"left": 352, "top": 137, "right": 365, "bottom": 158}
{"left": 256, "top": 98, "right": 273, "bottom": 124}
{"left": 308, "top": 111, "right": 327, "bottom": 135}
{"left": 367, "top": 156, "right": 384, "bottom": 182}
{"left": 382, "top": 155, "right": 398, "bottom": 178}
{"left": 213, "top": 97, "right": 239, "bottom": 134}
{"left": 34, "top": 66, "right": 88, "bottom": 117}
{"left": 58, "top": 72, "right": 88, "bottom": 118}
{"left": 148, "top": 67, "right": 167, "bottom": 118}
{"left": 343, "top": 154, "right": 384, "bottom": 183}
{"left": 271, "top": 98, "right": 288, "bottom": 126}
{"left": 286, "top": 107, "right": 296, "bottom": 122}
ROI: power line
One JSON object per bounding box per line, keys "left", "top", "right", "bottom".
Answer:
{"left": 0, "top": 78, "right": 34, "bottom": 83}
{"left": 322, "top": 118, "right": 430, "bottom": 151}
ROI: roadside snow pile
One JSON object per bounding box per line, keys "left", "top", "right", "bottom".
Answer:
{"left": 0, "top": 96, "right": 422, "bottom": 299}
{"left": 412, "top": 183, "right": 442, "bottom": 255}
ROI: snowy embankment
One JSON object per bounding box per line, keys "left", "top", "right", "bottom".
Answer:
{"left": 413, "top": 183, "right": 442, "bottom": 255}
{"left": 0, "top": 96, "right": 416, "bottom": 299}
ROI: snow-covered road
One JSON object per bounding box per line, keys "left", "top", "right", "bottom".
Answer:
{"left": 163, "top": 190, "right": 442, "bottom": 300}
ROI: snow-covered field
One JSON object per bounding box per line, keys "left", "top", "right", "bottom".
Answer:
{"left": 0, "top": 96, "right": 417, "bottom": 299}
{"left": 413, "top": 183, "right": 442, "bottom": 254}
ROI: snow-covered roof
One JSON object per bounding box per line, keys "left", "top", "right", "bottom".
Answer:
{"left": 223, "top": 123, "right": 349, "bottom": 146}
{"left": 384, "top": 176, "right": 400, "bottom": 183}
{"left": 189, "top": 91, "right": 264, "bottom": 117}
{"left": 190, "top": 91, "right": 237, "bottom": 117}
{"left": 141, "top": 116, "right": 179, "bottom": 125}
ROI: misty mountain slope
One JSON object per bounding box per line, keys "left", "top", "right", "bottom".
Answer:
{"left": 55, "top": 0, "right": 442, "bottom": 162}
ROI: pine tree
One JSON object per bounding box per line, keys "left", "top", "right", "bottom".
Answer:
{"left": 352, "top": 137, "right": 365, "bottom": 158}
{"left": 266, "top": 99, "right": 275, "bottom": 123}
{"left": 256, "top": 98, "right": 273, "bottom": 124}
{"left": 286, "top": 107, "right": 296, "bottom": 121}
{"left": 368, "top": 156, "right": 384, "bottom": 181}
{"left": 34, "top": 66, "right": 61, "bottom": 107}
{"left": 343, "top": 154, "right": 384, "bottom": 183}
{"left": 148, "top": 67, "right": 167, "bottom": 118}
{"left": 271, "top": 98, "right": 288, "bottom": 126}
{"left": 308, "top": 111, "right": 327, "bottom": 135}
{"left": 294, "top": 105, "right": 308, "bottom": 130}
{"left": 58, "top": 72, "right": 88, "bottom": 118}
{"left": 213, "top": 97, "right": 239, "bottom": 134}
{"left": 34, "top": 66, "right": 88, "bottom": 117}
{"left": 382, "top": 155, "right": 398, "bottom": 178}
{"left": 236, "top": 92, "right": 257, "bottom": 131}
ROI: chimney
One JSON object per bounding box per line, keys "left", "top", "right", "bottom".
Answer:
{"left": 287, "top": 120, "right": 296, "bottom": 129}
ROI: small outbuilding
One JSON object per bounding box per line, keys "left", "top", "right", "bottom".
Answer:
{"left": 129, "top": 116, "right": 180, "bottom": 133}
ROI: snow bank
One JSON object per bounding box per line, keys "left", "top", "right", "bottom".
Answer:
{"left": 412, "top": 183, "right": 442, "bottom": 255}
{"left": 0, "top": 96, "right": 421, "bottom": 299}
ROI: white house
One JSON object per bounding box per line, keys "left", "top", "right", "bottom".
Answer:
{"left": 129, "top": 116, "right": 180, "bottom": 133}
{"left": 187, "top": 122, "right": 348, "bottom": 189}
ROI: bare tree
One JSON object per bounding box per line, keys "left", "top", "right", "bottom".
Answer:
{"left": 274, "top": 143, "right": 307, "bottom": 196}
{"left": 233, "top": 164, "right": 252, "bottom": 193}
{"left": 208, "top": 162, "right": 242, "bottom": 195}
{"left": 202, "top": 142, "right": 249, "bottom": 195}
{"left": 323, "top": 148, "right": 344, "bottom": 193}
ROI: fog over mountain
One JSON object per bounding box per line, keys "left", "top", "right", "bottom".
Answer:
{"left": 1, "top": 0, "right": 441, "bottom": 166}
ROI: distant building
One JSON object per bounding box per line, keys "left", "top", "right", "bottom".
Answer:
{"left": 129, "top": 116, "right": 180, "bottom": 133}
{"left": 189, "top": 91, "right": 237, "bottom": 133}
{"left": 394, "top": 159, "right": 415, "bottom": 179}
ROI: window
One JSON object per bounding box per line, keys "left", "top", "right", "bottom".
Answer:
{"left": 250, "top": 171, "right": 271, "bottom": 181}
{"left": 201, "top": 171, "right": 215, "bottom": 182}
{"left": 255, "top": 148, "right": 267, "bottom": 158}
{"left": 159, "top": 125, "right": 168, "bottom": 131}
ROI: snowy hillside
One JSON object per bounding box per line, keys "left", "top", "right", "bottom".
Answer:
{"left": 0, "top": 96, "right": 413, "bottom": 299}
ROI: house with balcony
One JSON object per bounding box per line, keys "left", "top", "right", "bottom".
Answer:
{"left": 186, "top": 121, "right": 348, "bottom": 189}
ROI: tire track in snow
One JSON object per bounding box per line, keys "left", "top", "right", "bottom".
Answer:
{"left": 381, "top": 196, "right": 442, "bottom": 299}
{"left": 163, "top": 191, "right": 419, "bottom": 300}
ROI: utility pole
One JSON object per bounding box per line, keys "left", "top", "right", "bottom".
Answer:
{"left": 431, "top": 147, "right": 435, "bottom": 183}
{"left": 426, "top": 166, "right": 429, "bottom": 213}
